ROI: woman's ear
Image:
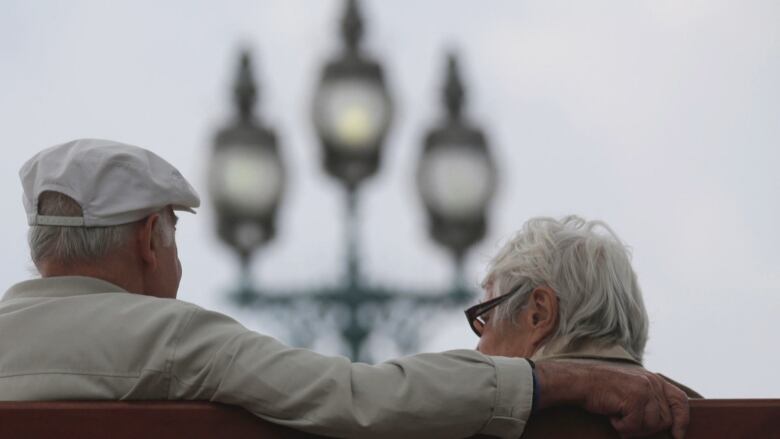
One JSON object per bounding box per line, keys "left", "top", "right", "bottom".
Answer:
{"left": 525, "top": 286, "right": 559, "bottom": 347}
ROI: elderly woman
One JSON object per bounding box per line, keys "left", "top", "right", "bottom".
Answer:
{"left": 467, "top": 215, "right": 700, "bottom": 397}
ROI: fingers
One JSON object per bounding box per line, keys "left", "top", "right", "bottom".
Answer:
{"left": 608, "top": 372, "right": 682, "bottom": 438}
{"left": 608, "top": 374, "right": 652, "bottom": 437}
{"left": 650, "top": 374, "right": 673, "bottom": 433}
{"left": 609, "top": 398, "right": 645, "bottom": 437}
{"left": 663, "top": 380, "right": 690, "bottom": 439}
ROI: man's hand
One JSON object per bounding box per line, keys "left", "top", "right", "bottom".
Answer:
{"left": 534, "top": 360, "right": 690, "bottom": 438}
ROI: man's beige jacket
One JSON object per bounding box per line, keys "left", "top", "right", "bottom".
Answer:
{"left": 0, "top": 276, "right": 533, "bottom": 438}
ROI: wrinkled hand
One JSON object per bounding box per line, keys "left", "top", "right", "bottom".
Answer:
{"left": 535, "top": 360, "right": 690, "bottom": 438}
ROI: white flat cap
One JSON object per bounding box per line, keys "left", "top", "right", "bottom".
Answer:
{"left": 20, "top": 138, "right": 200, "bottom": 227}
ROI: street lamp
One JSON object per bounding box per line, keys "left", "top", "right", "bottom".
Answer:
{"left": 312, "top": 0, "right": 393, "bottom": 192}
{"left": 417, "top": 53, "right": 497, "bottom": 287}
{"left": 209, "top": 51, "right": 286, "bottom": 302}
{"left": 212, "top": 3, "right": 496, "bottom": 362}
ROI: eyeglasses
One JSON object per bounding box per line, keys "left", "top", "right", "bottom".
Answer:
{"left": 464, "top": 284, "right": 525, "bottom": 337}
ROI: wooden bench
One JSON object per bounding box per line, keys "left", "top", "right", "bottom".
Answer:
{"left": 0, "top": 399, "right": 777, "bottom": 438}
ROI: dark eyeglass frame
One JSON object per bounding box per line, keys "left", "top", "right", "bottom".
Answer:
{"left": 464, "top": 284, "right": 526, "bottom": 337}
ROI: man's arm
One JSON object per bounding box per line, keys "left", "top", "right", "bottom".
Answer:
{"left": 169, "top": 307, "right": 533, "bottom": 439}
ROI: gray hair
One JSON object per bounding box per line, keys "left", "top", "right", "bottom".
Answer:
{"left": 483, "top": 215, "right": 648, "bottom": 362}
{"left": 29, "top": 191, "right": 174, "bottom": 267}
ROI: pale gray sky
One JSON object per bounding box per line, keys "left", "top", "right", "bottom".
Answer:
{"left": 1, "top": 0, "right": 778, "bottom": 397}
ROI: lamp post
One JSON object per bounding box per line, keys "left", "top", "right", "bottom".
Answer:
{"left": 417, "top": 53, "right": 497, "bottom": 293}
{"left": 209, "top": 51, "right": 285, "bottom": 304}
{"left": 310, "top": 0, "right": 394, "bottom": 359}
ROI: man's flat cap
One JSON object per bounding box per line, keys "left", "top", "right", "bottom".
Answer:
{"left": 20, "top": 138, "right": 200, "bottom": 227}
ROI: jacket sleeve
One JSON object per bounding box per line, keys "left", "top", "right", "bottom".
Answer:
{"left": 168, "top": 307, "right": 533, "bottom": 439}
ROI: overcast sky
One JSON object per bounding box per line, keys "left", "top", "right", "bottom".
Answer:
{"left": 2, "top": 0, "right": 778, "bottom": 398}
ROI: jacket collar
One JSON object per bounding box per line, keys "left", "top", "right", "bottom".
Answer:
{"left": 530, "top": 337, "right": 643, "bottom": 367}
{"left": 3, "top": 276, "right": 129, "bottom": 301}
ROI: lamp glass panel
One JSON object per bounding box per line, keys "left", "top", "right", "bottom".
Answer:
{"left": 419, "top": 146, "right": 493, "bottom": 220}
{"left": 210, "top": 146, "right": 283, "bottom": 216}
{"left": 314, "top": 79, "right": 389, "bottom": 152}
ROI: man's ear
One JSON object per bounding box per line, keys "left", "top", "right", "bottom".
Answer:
{"left": 525, "top": 286, "right": 559, "bottom": 348}
{"left": 137, "top": 214, "right": 160, "bottom": 270}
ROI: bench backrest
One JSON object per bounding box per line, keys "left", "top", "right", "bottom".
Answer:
{"left": 0, "top": 399, "right": 778, "bottom": 438}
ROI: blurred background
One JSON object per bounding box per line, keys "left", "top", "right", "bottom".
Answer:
{"left": 1, "top": 0, "right": 778, "bottom": 398}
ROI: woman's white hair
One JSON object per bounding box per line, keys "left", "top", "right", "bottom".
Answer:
{"left": 28, "top": 191, "right": 174, "bottom": 267}
{"left": 483, "top": 215, "right": 649, "bottom": 362}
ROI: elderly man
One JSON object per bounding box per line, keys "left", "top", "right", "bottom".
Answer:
{"left": 469, "top": 215, "right": 700, "bottom": 398}
{"left": 0, "top": 139, "right": 689, "bottom": 439}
